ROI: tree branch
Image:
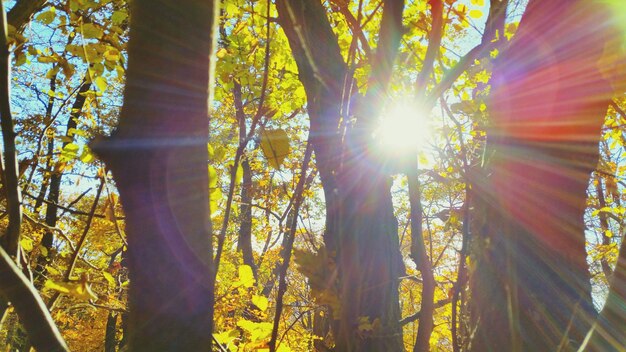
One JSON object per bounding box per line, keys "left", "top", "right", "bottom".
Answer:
{"left": 7, "top": 0, "right": 47, "bottom": 32}
{"left": 415, "top": 0, "right": 443, "bottom": 99}
{"left": 0, "top": 0, "right": 23, "bottom": 256}
{"left": 399, "top": 298, "right": 451, "bottom": 326}
{"left": 48, "top": 177, "right": 104, "bottom": 310}
{"left": 425, "top": 0, "right": 508, "bottom": 106}
{"left": 0, "top": 246, "right": 68, "bottom": 351}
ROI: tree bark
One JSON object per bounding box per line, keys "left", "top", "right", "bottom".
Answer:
{"left": 471, "top": 1, "right": 618, "bottom": 350}
{"left": 276, "top": 1, "right": 405, "bottom": 350}
{"left": 408, "top": 164, "right": 435, "bottom": 352}
{"left": 233, "top": 82, "right": 257, "bottom": 278}
{"left": 103, "top": 311, "right": 117, "bottom": 352}
{"left": 92, "top": 0, "right": 218, "bottom": 349}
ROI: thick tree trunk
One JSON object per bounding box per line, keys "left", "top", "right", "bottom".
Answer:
{"left": 275, "top": 1, "right": 405, "bottom": 350}
{"left": 332, "top": 165, "right": 404, "bottom": 351}
{"left": 92, "top": 0, "right": 218, "bottom": 349}
{"left": 471, "top": 1, "right": 617, "bottom": 351}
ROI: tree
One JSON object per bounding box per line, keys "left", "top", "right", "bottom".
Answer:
{"left": 471, "top": 1, "right": 624, "bottom": 350}
{"left": 92, "top": 0, "right": 218, "bottom": 349}
{"left": 275, "top": 1, "right": 405, "bottom": 350}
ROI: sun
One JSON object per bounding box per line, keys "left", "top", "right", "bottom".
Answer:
{"left": 373, "top": 100, "right": 432, "bottom": 154}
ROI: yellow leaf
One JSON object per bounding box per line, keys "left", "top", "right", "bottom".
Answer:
{"left": 238, "top": 265, "right": 255, "bottom": 288}
{"left": 469, "top": 9, "right": 483, "bottom": 19}
{"left": 94, "top": 76, "right": 108, "bottom": 92}
{"left": 216, "top": 48, "right": 228, "bottom": 59}
{"left": 46, "top": 265, "right": 61, "bottom": 276}
{"left": 252, "top": 295, "right": 269, "bottom": 312}
{"left": 104, "top": 48, "right": 121, "bottom": 62}
{"left": 470, "top": 0, "right": 484, "bottom": 6}
{"left": 82, "top": 23, "right": 103, "bottom": 39}
{"left": 45, "top": 279, "right": 97, "bottom": 301}
{"left": 39, "top": 245, "right": 49, "bottom": 257}
{"left": 20, "top": 238, "right": 34, "bottom": 252}
{"left": 37, "top": 55, "right": 58, "bottom": 63}
{"left": 260, "top": 128, "right": 290, "bottom": 169}
{"left": 102, "top": 271, "right": 116, "bottom": 286}
{"left": 237, "top": 319, "right": 272, "bottom": 341}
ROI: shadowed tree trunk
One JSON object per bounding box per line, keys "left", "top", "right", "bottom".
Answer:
{"left": 471, "top": 1, "right": 619, "bottom": 350}
{"left": 92, "top": 0, "right": 218, "bottom": 349}
{"left": 233, "top": 82, "right": 257, "bottom": 278}
{"left": 276, "top": 1, "right": 405, "bottom": 350}
{"left": 35, "top": 79, "right": 90, "bottom": 285}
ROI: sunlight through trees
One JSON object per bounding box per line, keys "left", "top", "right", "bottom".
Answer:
{"left": 0, "top": 0, "right": 625, "bottom": 351}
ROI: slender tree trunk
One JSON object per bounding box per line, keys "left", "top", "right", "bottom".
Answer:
{"left": 35, "top": 79, "right": 90, "bottom": 285}
{"left": 103, "top": 311, "right": 117, "bottom": 352}
{"left": 92, "top": 0, "right": 218, "bottom": 349}
{"left": 471, "top": 1, "right": 618, "bottom": 350}
{"left": 233, "top": 82, "right": 257, "bottom": 278}
{"left": 408, "top": 164, "right": 435, "bottom": 352}
{"left": 32, "top": 75, "right": 56, "bottom": 213}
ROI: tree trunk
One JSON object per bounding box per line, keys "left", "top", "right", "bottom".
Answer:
{"left": 103, "top": 311, "right": 117, "bottom": 352}
{"left": 471, "top": 1, "right": 617, "bottom": 350}
{"left": 233, "top": 82, "right": 257, "bottom": 278}
{"left": 92, "top": 0, "right": 218, "bottom": 349}
{"left": 35, "top": 79, "right": 90, "bottom": 285}
{"left": 275, "top": 1, "right": 405, "bottom": 350}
